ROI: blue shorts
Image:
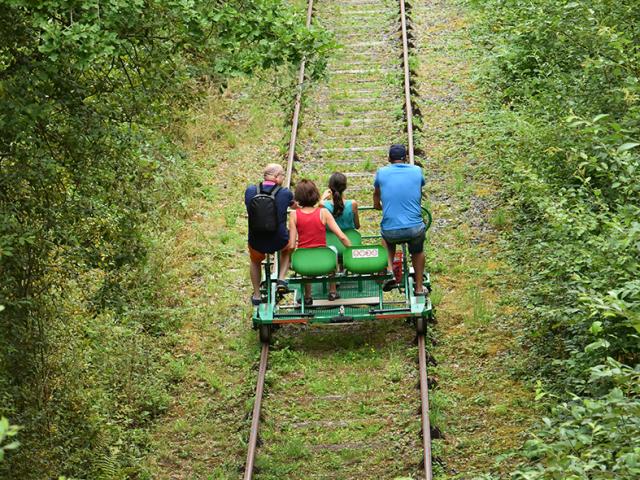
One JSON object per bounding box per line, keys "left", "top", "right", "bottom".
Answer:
{"left": 381, "top": 224, "right": 426, "bottom": 254}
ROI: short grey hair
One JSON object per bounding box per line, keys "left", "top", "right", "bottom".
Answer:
{"left": 263, "top": 163, "right": 284, "bottom": 180}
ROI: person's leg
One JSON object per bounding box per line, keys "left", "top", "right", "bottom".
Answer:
{"left": 250, "top": 260, "right": 262, "bottom": 299}
{"left": 381, "top": 235, "right": 398, "bottom": 291}
{"left": 407, "top": 226, "right": 427, "bottom": 294}
{"left": 278, "top": 247, "right": 291, "bottom": 280}
{"left": 411, "top": 251, "right": 425, "bottom": 293}
{"left": 328, "top": 281, "right": 339, "bottom": 299}
{"left": 381, "top": 237, "right": 396, "bottom": 273}
{"left": 249, "top": 246, "right": 266, "bottom": 300}
{"left": 326, "top": 246, "right": 339, "bottom": 299}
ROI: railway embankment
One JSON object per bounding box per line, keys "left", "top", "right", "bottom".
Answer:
{"left": 142, "top": 0, "right": 558, "bottom": 478}
{"left": 412, "top": 0, "right": 537, "bottom": 475}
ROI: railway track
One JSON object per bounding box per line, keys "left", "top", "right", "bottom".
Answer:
{"left": 244, "top": 1, "right": 434, "bottom": 478}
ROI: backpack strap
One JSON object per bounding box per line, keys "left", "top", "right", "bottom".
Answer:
{"left": 256, "top": 183, "right": 262, "bottom": 195}
{"left": 269, "top": 185, "right": 282, "bottom": 198}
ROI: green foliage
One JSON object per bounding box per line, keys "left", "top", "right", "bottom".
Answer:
{"left": 513, "top": 361, "right": 640, "bottom": 479}
{"left": 467, "top": 0, "right": 640, "bottom": 477}
{"left": 0, "top": 417, "right": 20, "bottom": 462}
{"left": 470, "top": 0, "right": 640, "bottom": 378}
{"left": 0, "top": 0, "right": 332, "bottom": 478}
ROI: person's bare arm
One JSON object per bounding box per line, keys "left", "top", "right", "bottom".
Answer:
{"left": 373, "top": 187, "right": 382, "bottom": 210}
{"left": 320, "top": 189, "right": 332, "bottom": 203}
{"left": 352, "top": 200, "right": 360, "bottom": 229}
{"left": 288, "top": 211, "right": 298, "bottom": 250}
{"left": 324, "top": 210, "right": 351, "bottom": 247}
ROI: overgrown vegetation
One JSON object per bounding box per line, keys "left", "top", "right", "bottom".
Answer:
{"left": 0, "top": 1, "right": 331, "bottom": 477}
{"left": 0, "top": 418, "right": 19, "bottom": 462}
{"left": 468, "top": 0, "right": 640, "bottom": 477}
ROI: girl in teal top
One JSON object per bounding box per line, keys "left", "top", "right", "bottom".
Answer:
{"left": 321, "top": 172, "right": 360, "bottom": 231}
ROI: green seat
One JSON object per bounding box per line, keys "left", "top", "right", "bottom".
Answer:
{"left": 344, "top": 245, "right": 389, "bottom": 274}
{"left": 326, "top": 229, "right": 362, "bottom": 254}
{"left": 291, "top": 247, "right": 337, "bottom": 276}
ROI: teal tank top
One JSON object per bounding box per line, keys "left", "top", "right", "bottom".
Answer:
{"left": 323, "top": 200, "right": 356, "bottom": 230}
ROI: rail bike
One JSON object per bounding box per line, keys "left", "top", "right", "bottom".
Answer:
{"left": 252, "top": 206, "right": 434, "bottom": 343}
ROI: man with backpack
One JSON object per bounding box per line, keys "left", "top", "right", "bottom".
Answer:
{"left": 245, "top": 163, "right": 294, "bottom": 305}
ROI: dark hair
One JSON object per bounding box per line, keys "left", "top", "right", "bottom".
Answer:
{"left": 294, "top": 179, "right": 320, "bottom": 207}
{"left": 389, "top": 144, "right": 406, "bottom": 162}
{"left": 328, "top": 172, "right": 347, "bottom": 218}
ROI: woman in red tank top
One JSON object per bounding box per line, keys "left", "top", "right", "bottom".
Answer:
{"left": 295, "top": 208, "right": 326, "bottom": 248}
{"left": 289, "top": 180, "right": 352, "bottom": 303}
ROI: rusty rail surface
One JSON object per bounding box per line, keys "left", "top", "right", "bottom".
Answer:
{"left": 245, "top": 2, "right": 314, "bottom": 476}
{"left": 243, "top": 342, "right": 270, "bottom": 480}
{"left": 399, "top": 0, "right": 415, "bottom": 166}
{"left": 418, "top": 333, "right": 434, "bottom": 479}
{"left": 399, "top": 1, "right": 433, "bottom": 475}
{"left": 285, "top": 0, "right": 315, "bottom": 189}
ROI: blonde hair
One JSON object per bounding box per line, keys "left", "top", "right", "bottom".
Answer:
{"left": 263, "top": 163, "right": 284, "bottom": 180}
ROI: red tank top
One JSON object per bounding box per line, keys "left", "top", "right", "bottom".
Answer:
{"left": 296, "top": 208, "right": 326, "bottom": 249}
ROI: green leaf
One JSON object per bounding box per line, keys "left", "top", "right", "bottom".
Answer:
{"left": 585, "top": 339, "right": 610, "bottom": 352}
{"left": 618, "top": 142, "right": 640, "bottom": 153}
{"left": 589, "top": 321, "right": 603, "bottom": 335}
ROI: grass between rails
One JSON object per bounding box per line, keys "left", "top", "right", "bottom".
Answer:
{"left": 413, "top": 0, "right": 538, "bottom": 477}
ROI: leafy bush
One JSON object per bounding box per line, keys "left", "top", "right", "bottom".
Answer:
{"left": 0, "top": 417, "right": 19, "bottom": 462}
{"left": 467, "top": 0, "right": 640, "bottom": 477}
{"left": 470, "top": 0, "right": 639, "bottom": 378}
{"left": 0, "top": 1, "right": 332, "bottom": 478}
{"left": 512, "top": 361, "right": 640, "bottom": 479}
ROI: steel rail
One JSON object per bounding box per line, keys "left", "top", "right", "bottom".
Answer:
{"left": 399, "top": 0, "right": 415, "bottom": 166}
{"left": 243, "top": 342, "right": 270, "bottom": 480}
{"left": 244, "top": 2, "right": 314, "bottom": 475}
{"left": 285, "top": 0, "right": 315, "bottom": 189}
{"left": 418, "top": 333, "right": 434, "bottom": 479}
{"left": 400, "top": 1, "right": 433, "bottom": 472}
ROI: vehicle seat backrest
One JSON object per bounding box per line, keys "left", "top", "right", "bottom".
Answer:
{"left": 326, "top": 229, "right": 362, "bottom": 254}
{"left": 291, "top": 247, "right": 337, "bottom": 276}
{"left": 343, "top": 245, "right": 388, "bottom": 274}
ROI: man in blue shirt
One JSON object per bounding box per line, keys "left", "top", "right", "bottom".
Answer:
{"left": 373, "top": 144, "right": 427, "bottom": 294}
{"left": 245, "top": 164, "right": 294, "bottom": 305}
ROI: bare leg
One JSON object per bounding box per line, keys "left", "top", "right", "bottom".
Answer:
{"left": 381, "top": 238, "right": 396, "bottom": 272}
{"left": 411, "top": 251, "right": 425, "bottom": 293}
{"left": 250, "top": 260, "right": 262, "bottom": 299}
{"left": 278, "top": 248, "right": 291, "bottom": 280}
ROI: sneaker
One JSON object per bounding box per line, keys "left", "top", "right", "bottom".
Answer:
{"left": 296, "top": 296, "right": 313, "bottom": 306}
{"left": 382, "top": 277, "right": 398, "bottom": 292}
{"left": 276, "top": 279, "right": 290, "bottom": 295}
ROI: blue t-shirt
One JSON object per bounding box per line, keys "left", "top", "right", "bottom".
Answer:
{"left": 244, "top": 183, "right": 293, "bottom": 253}
{"left": 373, "top": 163, "right": 425, "bottom": 231}
{"left": 323, "top": 200, "right": 356, "bottom": 231}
